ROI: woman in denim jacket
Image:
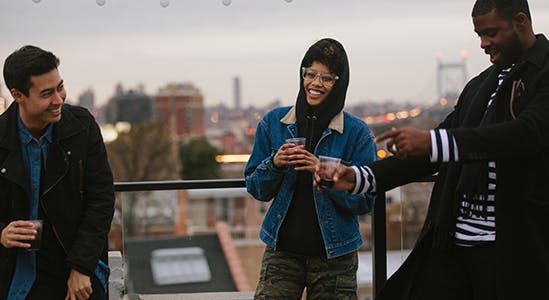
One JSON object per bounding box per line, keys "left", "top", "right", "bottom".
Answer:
{"left": 245, "top": 38, "right": 376, "bottom": 299}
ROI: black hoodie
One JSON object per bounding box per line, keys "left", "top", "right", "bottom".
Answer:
{"left": 277, "top": 38, "right": 350, "bottom": 256}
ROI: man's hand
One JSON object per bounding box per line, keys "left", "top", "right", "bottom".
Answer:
{"left": 314, "top": 164, "right": 357, "bottom": 192}
{"left": 65, "top": 269, "right": 93, "bottom": 300}
{"left": 0, "top": 220, "right": 36, "bottom": 249}
{"left": 376, "top": 127, "right": 431, "bottom": 159}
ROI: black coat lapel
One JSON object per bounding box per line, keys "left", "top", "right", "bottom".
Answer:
{"left": 461, "top": 67, "right": 500, "bottom": 128}
{"left": 41, "top": 142, "right": 69, "bottom": 196}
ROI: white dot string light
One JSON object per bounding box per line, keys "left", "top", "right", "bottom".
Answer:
{"left": 160, "top": 0, "right": 170, "bottom": 8}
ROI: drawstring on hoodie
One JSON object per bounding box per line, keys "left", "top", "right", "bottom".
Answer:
{"left": 305, "top": 115, "right": 317, "bottom": 151}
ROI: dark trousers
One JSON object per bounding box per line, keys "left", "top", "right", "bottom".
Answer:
{"left": 254, "top": 247, "right": 358, "bottom": 300}
{"left": 410, "top": 243, "right": 497, "bottom": 300}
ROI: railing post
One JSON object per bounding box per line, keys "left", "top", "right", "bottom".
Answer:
{"left": 372, "top": 192, "right": 387, "bottom": 297}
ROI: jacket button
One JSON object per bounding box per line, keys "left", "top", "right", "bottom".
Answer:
{"left": 277, "top": 214, "right": 282, "bottom": 219}
{"left": 67, "top": 151, "right": 71, "bottom": 155}
{"left": 0, "top": 168, "right": 5, "bottom": 174}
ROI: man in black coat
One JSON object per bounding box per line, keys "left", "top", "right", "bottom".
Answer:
{"left": 318, "top": 0, "right": 549, "bottom": 299}
{"left": 0, "top": 46, "right": 114, "bottom": 300}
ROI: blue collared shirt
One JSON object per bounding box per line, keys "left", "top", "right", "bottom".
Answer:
{"left": 7, "top": 115, "right": 53, "bottom": 300}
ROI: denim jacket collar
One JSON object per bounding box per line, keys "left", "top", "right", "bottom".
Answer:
{"left": 279, "top": 106, "right": 344, "bottom": 134}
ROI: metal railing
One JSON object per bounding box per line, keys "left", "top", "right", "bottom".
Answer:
{"left": 114, "top": 178, "right": 389, "bottom": 297}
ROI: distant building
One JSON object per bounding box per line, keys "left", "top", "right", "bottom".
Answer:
{"left": 155, "top": 83, "right": 205, "bottom": 140}
{"left": 233, "top": 77, "right": 241, "bottom": 110}
{"left": 104, "top": 89, "right": 153, "bottom": 124}
{"left": 78, "top": 88, "right": 95, "bottom": 112}
{"left": 114, "top": 83, "right": 124, "bottom": 97}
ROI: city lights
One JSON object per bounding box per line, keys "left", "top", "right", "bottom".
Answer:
{"left": 215, "top": 154, "right": 250, "bottom": 164}
{"left": 377, "top": 149, "right": 388, "bottom": 159}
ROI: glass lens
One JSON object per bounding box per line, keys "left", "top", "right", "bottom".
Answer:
{"left": 303, "top": 68, "right": 317, "bottom": 80}
{"left": 320, "top": 75, "right": 335, "bottom": 84}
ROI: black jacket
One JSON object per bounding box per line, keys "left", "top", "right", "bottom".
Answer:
{"left": 373, "top": 35, "right": 549, "bottom": 300}
{"left": 0, "top": 103, "right": 115, "bottom": 298}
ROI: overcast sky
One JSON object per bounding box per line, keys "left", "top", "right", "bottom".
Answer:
{"left": 2, "top": 0, "right": 549, "bottom": 108}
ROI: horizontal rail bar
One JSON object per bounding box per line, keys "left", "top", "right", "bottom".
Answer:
{"left": 114, "top": 179, "right": 246, "bottom": 192}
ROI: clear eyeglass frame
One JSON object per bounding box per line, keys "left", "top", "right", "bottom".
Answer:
{"left": 301, "top": 67, "right": 339, "bottom": 87}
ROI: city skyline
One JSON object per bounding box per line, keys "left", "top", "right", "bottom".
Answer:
{"left": 2, "top": 0, "right": 549, "bottom": 108}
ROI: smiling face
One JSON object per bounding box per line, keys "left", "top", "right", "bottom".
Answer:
{"left": 11, "top": 68, "right": 66, "bottom": 137}
{"left": 302, "top": 61, "right": 336, "bottom": 107}
{"left": 473, "top": 9, "right": 524, "bottom": 66}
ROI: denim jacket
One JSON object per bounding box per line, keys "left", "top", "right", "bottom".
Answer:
{"left": 245, "top": 106, "right": 376, "bottom": 259}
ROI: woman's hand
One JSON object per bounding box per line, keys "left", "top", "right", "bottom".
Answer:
{"left": 273, "top": 143, "right": 305, "bottom": 168}
{"left": 289, "top": 148, "right": 319, "bottom": 173}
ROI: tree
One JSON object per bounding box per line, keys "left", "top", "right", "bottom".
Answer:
{"left": 179, "top": 137, "right": 221, "bottom": 179}
{"left": 106, "top": 122, "right": 178, "bottom": 182}
{"left": 106, "top": 122, "right": 179, "bottom": 237}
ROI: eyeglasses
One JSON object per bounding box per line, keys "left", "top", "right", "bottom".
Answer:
{"left": 301, "top": 67, "right": 339, "bottom": 87}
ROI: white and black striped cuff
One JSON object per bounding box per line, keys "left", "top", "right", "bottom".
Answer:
{"left": 351, "top": 165, "right": 376, "bottom": 195}
{"left": 430, "top": 129, "right": 459, "bottom": 163}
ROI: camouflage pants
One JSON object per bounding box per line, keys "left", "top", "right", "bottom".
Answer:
{"left": 254, "top": 247, "right": 358, "bottom": 300}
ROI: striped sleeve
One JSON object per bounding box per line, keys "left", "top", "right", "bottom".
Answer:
{"left": 351, "top": 165, "right": 376, "bottom": 194}
{"left": 430, "top": 129, "right": 459, "bottom": 163}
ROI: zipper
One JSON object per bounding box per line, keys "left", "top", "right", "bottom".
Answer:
{"left": 39, "top": 150, "right": 70, "bottom": 254}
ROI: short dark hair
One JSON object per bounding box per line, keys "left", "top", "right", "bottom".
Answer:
{"left": 472, "top": 0, "right": 532, "bottom": 22}
{"left": 301, "top": 38, "right": 345, "bottom": 77}
{"left": 3, "top": 45, "right": 60, "bottom": 97}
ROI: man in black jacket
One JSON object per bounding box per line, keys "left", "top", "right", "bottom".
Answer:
{"left": 0, "top": 46, "right": 114, "bottom": 300}
{"left": 318, "top": 0, "right": 549, "bottom": 299}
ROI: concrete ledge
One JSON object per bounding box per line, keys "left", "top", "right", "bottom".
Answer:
{"left": 122, "top": 292, "right": 254, "bottom": 300}
{"left": 109, "top": 251, "right": 125, "bottom": 300}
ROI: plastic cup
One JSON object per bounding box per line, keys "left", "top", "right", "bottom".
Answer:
{"left": 317, "top": 156, "right": 341, "bottom": 188}
{"left": 285, "top": 137, "right": 306, "bottom": 147}
{"left": 27, "top": 220, "right": 43, "bottom": 251}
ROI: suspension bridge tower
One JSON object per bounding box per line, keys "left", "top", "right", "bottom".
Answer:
{"left": 436, "top": 50, "right": 468, "bottom": 107}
